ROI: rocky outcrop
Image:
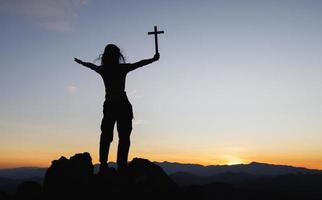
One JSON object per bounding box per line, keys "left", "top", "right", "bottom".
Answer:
{"left": 41, "top": 152, "right": 178, "bottom": 199}
{"left": 128, "top": 158, "right": 178, "bottom": 192}
{"left": 43, "top": 152, "right": 93, "bottom": 199}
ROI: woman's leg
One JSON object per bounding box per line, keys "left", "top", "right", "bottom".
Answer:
{"left": 99, "top": 116, "right": 116, "bottom": 166}
{"left": 116, "top": 118, "right": 132, "bottom": 171}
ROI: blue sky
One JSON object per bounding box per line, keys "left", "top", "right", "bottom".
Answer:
{"left": 1, "top": 0, "right": 322, "bottom": 168}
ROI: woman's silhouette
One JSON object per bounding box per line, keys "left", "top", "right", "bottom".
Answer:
{"left": 74, "top": 44, "right": 159, "bottom": 172}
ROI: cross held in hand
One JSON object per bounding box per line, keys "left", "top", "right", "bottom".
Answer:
{"left": 148, "top": 26, "right": 164, "bottom": 54}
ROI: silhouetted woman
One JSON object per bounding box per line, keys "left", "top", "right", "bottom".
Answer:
{"left": 74, "top": 44, "right": 159, "bottom": 171}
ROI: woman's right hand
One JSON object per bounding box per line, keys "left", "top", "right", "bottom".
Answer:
{"left": 74, "top": 57, "right": 83, "bottom": 64}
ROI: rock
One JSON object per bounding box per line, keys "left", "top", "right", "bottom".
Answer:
{"left": 127, "top": 158, "right": 178, "bottom": 193}
{"left": 41, "top": 152, "right": 179, "bottom": 199}
{"left": 43, "top": 152, "right": 93, "bottom": 199}
{"left": 91, "top": 157, "right": 179, "bottom": 199}
{"left": 16, "top": 181, "right": 42, "bottom": 200}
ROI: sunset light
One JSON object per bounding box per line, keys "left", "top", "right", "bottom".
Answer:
{"left": 226, "top": 158, "right": 244, "bottom": 166}
{"left": 1, "top": 0, "right": 322, "bottom": 170}
{"left": 1, "top": 1, "right": 322, "bottom": 198}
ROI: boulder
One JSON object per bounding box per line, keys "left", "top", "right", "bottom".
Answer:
{"left": 16, "top": 181, "right": 42, "bottom": 200}
{"left": 43, "top": 152, "right": 93, "bottom": 199}
{"left": 42, "top": 152, "right": 179, "bottom": 199}
{"left": 128, "top": 158, "right": 178, "bottom": 193}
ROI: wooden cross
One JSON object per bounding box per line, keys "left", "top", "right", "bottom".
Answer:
{"left": 148, "top": 26, "right": 164, "bottom": 54}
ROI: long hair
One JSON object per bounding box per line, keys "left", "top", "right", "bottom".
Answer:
{"left": 100, "top": 44, "right": 125, "bottom": 66}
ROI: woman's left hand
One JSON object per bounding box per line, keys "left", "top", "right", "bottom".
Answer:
{"left": 153, "top": 53, "right": 160, "bottom": 61}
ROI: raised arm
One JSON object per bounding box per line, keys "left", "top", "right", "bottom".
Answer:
{"left": 128, "top": 53, "right": 160, "bottom": 71}
{"left": 74, "top": 58, "right": 101, "bottom": 73}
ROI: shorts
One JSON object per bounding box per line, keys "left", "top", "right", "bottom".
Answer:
{"left": 102, "top": 98, "right": 133, "bottom": 120}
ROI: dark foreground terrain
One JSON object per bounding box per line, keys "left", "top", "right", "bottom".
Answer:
{"left": 1, "top": 152, "right": 322, "bottom": 200}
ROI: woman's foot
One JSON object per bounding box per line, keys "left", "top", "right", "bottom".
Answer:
{"left": 99, "top": 163, "right": 109, "bottom": 174}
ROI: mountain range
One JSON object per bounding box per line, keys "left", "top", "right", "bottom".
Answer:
{"left": 0, "top": 161, "right": 321, "bottom": 190}
{"left": 1, "top": 161, "right": 320, "bottom": 180}
{"left": 1, "top": 156, "right": 322, "bottom": 200}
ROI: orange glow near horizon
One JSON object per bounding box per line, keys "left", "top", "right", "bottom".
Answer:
{"left": 1, "top": 150, "right": 322, "bottom": 170}
{"left": 225, "top": 158, "right": 244, "bottom": 166}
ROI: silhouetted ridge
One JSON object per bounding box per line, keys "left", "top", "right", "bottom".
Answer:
{"left": 42, "top": 152, "right": 178, "bottom": 199}
{"left": 2, "top": 154, "right": 322, "bottom": 200}
{"left": 156, "top": 161, "right": 322, "bottom": 176}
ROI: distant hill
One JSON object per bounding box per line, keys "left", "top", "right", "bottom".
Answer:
{"left": 1, "top": 161, "right": 321, "bottom": 180}
{"left": 155, "top": 161, "right": 322, "bottom": 176}
{"left": 0, "top": 167, "right": 46, "bottom": 179}
{"left": 170, "top": 171, "right": 259, "bottom": 186}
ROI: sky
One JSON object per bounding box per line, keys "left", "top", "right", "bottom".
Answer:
{"left": 1, "top": 0, "right": 322, "bottom": 169}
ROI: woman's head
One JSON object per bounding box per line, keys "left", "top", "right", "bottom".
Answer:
{"left": 101, "top": 44, "right": 125, "bottom": 66}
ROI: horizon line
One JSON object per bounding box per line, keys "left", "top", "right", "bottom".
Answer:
{"left": 1, "top": 160, "right": 321, "bottom": 171}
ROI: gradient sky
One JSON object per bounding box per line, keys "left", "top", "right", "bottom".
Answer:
{"left": 1, "top": 0, "right": 322, "bottom": 169}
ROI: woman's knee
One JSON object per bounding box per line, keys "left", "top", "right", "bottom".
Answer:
{"left": 101, "top": 116, "right": 115, "bottom": 130}
{"left": 117, "top": 120, "right": 132, "bottom": 133}
{"left": 100, "top": 131, "right": 113, "bottom": 143}
{"left": 118, "top": 129, "right": 131, "bottom": 143}
{"left": 119, "top": 135, "right": 130, "bottom": 146}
